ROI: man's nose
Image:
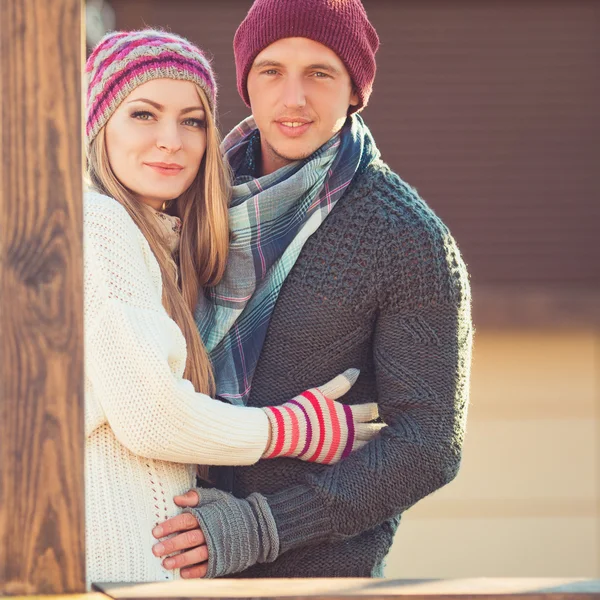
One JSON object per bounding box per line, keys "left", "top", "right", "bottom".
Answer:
{"left": 282, "top": 77, "right": 307, "bottom": 109}
{"left": 156, "top": 121, "right": 183, "bottom": 153}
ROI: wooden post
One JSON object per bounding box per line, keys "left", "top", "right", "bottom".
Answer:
{"left": 0, "top": 0, "right": 85, "bottom": 594}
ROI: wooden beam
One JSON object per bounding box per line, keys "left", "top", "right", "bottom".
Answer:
{"left": 0, "top": 0, "right": 85, "bottom": 594}
{"left": 95, "top": 578, "right": 600, "bottom": 600}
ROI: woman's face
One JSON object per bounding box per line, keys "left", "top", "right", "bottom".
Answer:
{"left": 105, "top": 78, "right": 207, "bottom": 211}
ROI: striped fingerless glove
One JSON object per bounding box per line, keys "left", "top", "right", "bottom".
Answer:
{"left": 261, "top": 369, "right": 384, "bottom": 465}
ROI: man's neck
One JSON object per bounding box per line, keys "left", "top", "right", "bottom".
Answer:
{"left": 260, "top": 142, "right": 294, "bottom": 177}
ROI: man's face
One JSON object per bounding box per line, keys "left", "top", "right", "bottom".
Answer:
{"left": 247, "top": 37, "right": 359, "bottom": 174}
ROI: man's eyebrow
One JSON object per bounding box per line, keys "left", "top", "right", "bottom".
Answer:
{"left": 252, "top": 60, "right": 341, "bottom": 75}
{"left": 307, "top": 63, "right": 341, "bottom": 75}
{"left": 252, "top": 59, "right": 284, "bottom": 70}
{"left": 126, "top": 98, "right": 205, "bottom": 114}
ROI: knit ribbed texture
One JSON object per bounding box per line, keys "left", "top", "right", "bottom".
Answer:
{"left": 233, "top": 0, "right": 379, "bottom": 113}
{"left": 211, "top": 159, "right": 472, "bottom": 577}
{"left": 263, "top": 391, "right": 352, "bottom": 462}
{"left": 261, "top": 484, "right": 332, "bottom": 552}
{"left": 86, "top": 29, "right": 216, "bottom": 145}
{"left": 184, "top": 488, "right": 279, "bottom": 579}
{"left": 262, "top": 368, "right": 382, "bottom": 464}
{"left": 84, "top": 191, "right": 271, "bottom": 586}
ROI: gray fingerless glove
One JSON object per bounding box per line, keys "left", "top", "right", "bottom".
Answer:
{"left": 183, "top": 487, "right": 279, "bottom": 578}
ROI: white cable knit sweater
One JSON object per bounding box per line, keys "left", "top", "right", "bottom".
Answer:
{"left": 84, "top": 191, "right": 270, "bottom": 586}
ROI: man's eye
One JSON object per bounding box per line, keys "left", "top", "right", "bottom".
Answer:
{"left": 314, "top": 72, "right": 330, "bottom": 78}
{"left": 263, "top": 69, "right": 278, "bottom": 76}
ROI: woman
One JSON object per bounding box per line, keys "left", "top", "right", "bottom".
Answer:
{"left": 84, "top": 30, "right": 381, "bottom": 585}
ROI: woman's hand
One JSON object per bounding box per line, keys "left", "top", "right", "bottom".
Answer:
{"left": 262, "top": 368, "right": 385, "bottom": 464}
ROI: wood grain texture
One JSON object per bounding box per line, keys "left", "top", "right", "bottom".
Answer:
{"left": 8, "top": 595, "right": 108, "bottom": 600}
{"left": 0, "top": 0, "right": 84, "bottom": 594}
{"left": 94, "top": 578, "right": 600, "bottom": 600}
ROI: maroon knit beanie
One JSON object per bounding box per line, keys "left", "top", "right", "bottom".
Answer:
{"left": 234, "top": 0, "right": 380, "bottom": 114}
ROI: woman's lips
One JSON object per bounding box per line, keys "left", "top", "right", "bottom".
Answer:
{"left": 144, "top": 163, "right": 184, "bottom": 176}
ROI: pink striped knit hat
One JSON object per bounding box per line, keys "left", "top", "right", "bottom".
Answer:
{"left": 86, "top": 29, "right": 217, "bottom": 146}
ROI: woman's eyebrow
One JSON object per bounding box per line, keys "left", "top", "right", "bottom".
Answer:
{"left": 181, "top": 106, "right": 205, "bottom": 115}
{"left": 126, "top": 98, "right": 204, "bottom": 115}
{"left": 127, "top": 98, "right": 163, "bottom": 110}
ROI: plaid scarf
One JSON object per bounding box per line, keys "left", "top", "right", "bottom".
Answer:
{"left": 196, "top": 114, "right": 379, "bottom": 405}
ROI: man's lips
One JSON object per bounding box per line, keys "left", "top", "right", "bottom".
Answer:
{"left": 144, "top": 162, "right": 184, "bottom": 176}
{"left": 275, "top": 118, "right": 313, "bottom": 138}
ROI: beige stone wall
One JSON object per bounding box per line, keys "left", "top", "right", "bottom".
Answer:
{"left": 385, "top": 331, "right": 600, "bottom": 578}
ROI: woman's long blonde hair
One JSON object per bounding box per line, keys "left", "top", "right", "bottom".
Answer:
{"left": 87, "top": 85, "right": 230, "bottom": 396}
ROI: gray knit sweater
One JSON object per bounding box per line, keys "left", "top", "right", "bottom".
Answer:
{"left": 210, "top": 157, "right": 472, "bottom": 577}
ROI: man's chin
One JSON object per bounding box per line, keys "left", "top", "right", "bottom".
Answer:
{"left": 271, "top": 142, "right": 319, "bottom": 163}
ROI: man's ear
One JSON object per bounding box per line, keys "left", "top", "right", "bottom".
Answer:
{"left": 349, "top": 87, "right": 359, "bottom": 107}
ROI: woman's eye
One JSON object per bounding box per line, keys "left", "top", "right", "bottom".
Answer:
{"left": 131, "top": 110, "right": 153, "bottom": 120}
{"left": 183, "top": 118, "right": 206, "bottom": 128}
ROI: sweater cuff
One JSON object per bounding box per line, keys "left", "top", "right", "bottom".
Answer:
{"left": 184, "top": 489, "right": 279, "bottom": 578}
{"left": 265, "top": 484, "right": 335, "bottom": 554}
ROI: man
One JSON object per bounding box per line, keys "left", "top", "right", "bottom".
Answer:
{"left": 152, "top": 0, "right": 472, "bottom": 579}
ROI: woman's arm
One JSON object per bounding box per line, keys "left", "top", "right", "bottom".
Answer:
{"left": 84, "top": 193, "right": 270, "bottom": 465}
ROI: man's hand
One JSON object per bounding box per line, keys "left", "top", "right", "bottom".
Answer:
{"left": 155, "top": 486, "right": 279, "bottom": 578}
{"left": 152, "top": 490, "right": 207, "bottom": 579}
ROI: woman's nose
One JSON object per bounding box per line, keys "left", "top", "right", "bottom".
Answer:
{"left": 156, "top": 122, "right": 183, "bottom": 153}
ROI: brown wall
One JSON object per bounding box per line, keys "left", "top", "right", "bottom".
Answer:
{"left": 108, "top": 0, "right": 599, "bottom": 295}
